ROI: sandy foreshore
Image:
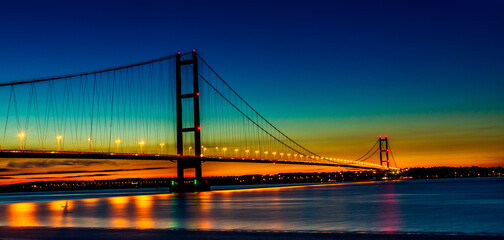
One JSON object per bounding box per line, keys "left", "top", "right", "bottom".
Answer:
{"left": 0, "top": 227, "right": 503, "bottom": 240}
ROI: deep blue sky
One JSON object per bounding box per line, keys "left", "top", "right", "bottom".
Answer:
{"left": 1, "top": 0, "right": 503, "bottom": 167}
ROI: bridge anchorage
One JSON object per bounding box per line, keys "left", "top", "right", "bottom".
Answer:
{"left": 0, "top": 50, "right": 398, "bottom": 193}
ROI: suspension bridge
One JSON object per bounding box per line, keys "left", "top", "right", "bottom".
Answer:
{"left": 0, "top": 50, "right": 398, "bottom": 191}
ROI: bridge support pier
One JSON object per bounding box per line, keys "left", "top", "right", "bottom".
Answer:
{"left": 171, "top": 158, "right": 210, "bottom": 192}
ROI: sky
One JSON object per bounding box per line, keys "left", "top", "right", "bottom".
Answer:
{"left": 0, "top": 0, "right": 503, "bottom": 184}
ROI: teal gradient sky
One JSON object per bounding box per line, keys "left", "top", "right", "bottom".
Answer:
{"left": 0, "top": 0, "right": 503, "bottom": 182}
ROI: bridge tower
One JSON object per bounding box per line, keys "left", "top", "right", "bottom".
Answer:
{"left": 174, "top": 50, "right": 208, "bottom": 192}
{"left": 378, "top": 135, "right": 390, "bottom": 168}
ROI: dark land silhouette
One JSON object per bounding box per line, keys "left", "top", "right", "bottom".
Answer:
{"left": 1, "top": 167, "right": 501, "bottom": 193}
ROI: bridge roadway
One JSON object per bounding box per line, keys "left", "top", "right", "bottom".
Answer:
{"left": 0, "top": 150, "right": 390, "bottom": 171}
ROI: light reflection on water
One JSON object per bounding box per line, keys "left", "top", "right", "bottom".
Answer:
{"left": 0, "top": 178, "right": 503, "bottom": 233}
{"left": 8, "top": 202, "right": 37, "bottom": 227}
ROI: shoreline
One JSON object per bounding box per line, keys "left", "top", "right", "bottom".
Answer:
{"left": 1, "top": 227, "right": 503, "bottom": 240}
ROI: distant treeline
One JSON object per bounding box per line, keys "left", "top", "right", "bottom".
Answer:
{"left": 0, "top": 167, "right": 501, "bottom": 193}
{"left": 402, "top": 166, "right": 503, "bottom": 179}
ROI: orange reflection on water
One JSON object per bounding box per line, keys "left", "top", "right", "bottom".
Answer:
{"left": 153, "top": 193, "right": 172, "bottom": 199}
{"left": 210, "top": 183, "right": 361, "bottom": 194}
{"left": 108, "top": 196, "right": 130, "bottom": 228}
{"left": 193, "top": 193, "right": 213, "bottom": 230}
{"left": 134, "top": 195, "right": 153, "bottom": 209}
{"left": 111, "top": 217, "right": 128, "bottom": 228}
{"left": 133, "top": 195, "right": 153, "bottom": 229}
{"left": 48, "top": 200, "right": 74, "bottom": 227}
{"left": 109, "top": 196, "right": 129, "bottom": 207}
{"left": 8, "top": 202, "right": 38, "bottom": 226}
{"left": 195, "top": 193, "right": 212, "bottom": 212}
{"left": 49, "top": 200, "right": 69, "bottom": 211}
{"left": 82, "top": 198, "right": 99, "bottom": 204}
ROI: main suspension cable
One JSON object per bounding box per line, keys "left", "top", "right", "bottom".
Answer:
{"left": 197, "top": 54, "right": 320, "bottom": 158}
{"left": 355, "top": 139, "right": 379, "bottom": 161}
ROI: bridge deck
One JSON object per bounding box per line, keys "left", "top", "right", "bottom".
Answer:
{"left": 0, "top": 150, "right": 388, "bottom": 170}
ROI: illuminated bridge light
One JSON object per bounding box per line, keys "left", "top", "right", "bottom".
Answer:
{"left": 17, "top": 132, "right": 26, "bottom": 150}
{"left": 115, "top": 139, "right": 121, "bottom": 152}
{"left": 138, "top": 140, "right": 145, "bottom": 154}
{"left": 56, "top": 135, "right": 63, "bottom": 151}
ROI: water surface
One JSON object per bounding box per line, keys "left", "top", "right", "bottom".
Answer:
{"left": 0, "top": 177, "right": 502, "bottom": 233}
